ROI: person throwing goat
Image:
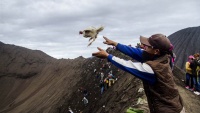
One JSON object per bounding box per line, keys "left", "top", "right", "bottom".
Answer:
{"left": 92, "top": 34, "right": 184, "bottom": 113}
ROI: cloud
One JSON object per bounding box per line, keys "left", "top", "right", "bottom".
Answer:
{"left": 0, "top": 0, "right": 200, "bottom": 59}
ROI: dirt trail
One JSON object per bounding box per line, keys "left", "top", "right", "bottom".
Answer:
{"left": 177, "top": 84, "right": 200, "bottom": 113}
{"left": 173, "top": 66, "right": 200, "bottom": 113}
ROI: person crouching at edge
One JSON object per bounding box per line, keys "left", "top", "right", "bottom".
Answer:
{"left": 92, "top": 34, "right": 184, "bottom": 113}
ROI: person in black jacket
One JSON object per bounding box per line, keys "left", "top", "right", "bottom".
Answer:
{"left": 190, "top": 53, "right": 200, "bottom": 91}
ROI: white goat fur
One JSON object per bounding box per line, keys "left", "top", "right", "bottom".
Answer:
{"left": 81, "top": 26, "right": 104, "bottom": 46}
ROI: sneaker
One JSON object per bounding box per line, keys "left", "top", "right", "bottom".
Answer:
{"left": 194, "top": 91, "right": 200, "bottom": 95}
{"left": 185, "top": 86, "right": 189, "bottom": 89}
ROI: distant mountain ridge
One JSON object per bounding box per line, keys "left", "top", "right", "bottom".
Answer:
{"left": 0, "top": 41, "right": 86, "bottom": 113}
{"left": 168, "top": 26, "right": 200, "bottom": 70}
{"left": 0, "top": 42, "right": 55, "bottom": 78}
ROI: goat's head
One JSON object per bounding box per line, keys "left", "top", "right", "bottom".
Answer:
{"left": 79, "top": 31, "right": 83, "bottom": 34}
{"left": 80, "top": 29, "right": 95, "bottom": 38}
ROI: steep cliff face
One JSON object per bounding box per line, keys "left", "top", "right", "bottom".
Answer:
{"left": 0, "top": 42, "right": 148, "bottom": 113}
{"left": 0, "top": 26, "right": 200, "bottom": 113}
{"left": 56, "top": 48, "right": 148, "bottom": 113}
{"left": 0, "top": 42, "right": 55, "bottom": 78}
{"left": 0, "top": 42, "right": 86, "bottom": 113}
{"left": 168, "top": 26, "right": 200, "bottom": 70}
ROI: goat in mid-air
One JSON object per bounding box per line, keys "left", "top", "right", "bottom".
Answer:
{"left": 79, "top": 26, "right": 104, "bottom": 46}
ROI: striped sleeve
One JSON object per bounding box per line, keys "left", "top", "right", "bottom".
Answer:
{"left": 116, "top": 43, "right": 143, "bottom": 62}
{"left": 107, "top": 54, "right": 156, "bottom": 84}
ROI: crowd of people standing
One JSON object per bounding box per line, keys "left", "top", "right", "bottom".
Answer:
{"left": 185, "top": 53, "right": 200, "bottom": 95}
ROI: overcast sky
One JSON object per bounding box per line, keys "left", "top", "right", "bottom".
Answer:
{"left": 0, "top": 0, "right": 200, "bottom": 59}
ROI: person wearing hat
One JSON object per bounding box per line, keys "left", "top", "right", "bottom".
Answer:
{"left": 185, "top": 55, "right": 195, "bottom": 90}
{"left": 189, "top": 53, "right": 200, "bottom": 92}
{"left": 92, "top": 34, "right": 184, "bottom": 113}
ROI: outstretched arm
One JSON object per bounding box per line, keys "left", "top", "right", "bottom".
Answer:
{"left": 103, "top": 36, "right": 143, "bottom": 61}
{"left": 107, "top": 55, "right": 156, "bottom": 84}
{"left": 103, "top": 36, "right": 118, "bottom": 46}
{"left": 92, "top": 48, "right": 156, "bottom": 84}
{"left": 116, "top": 43, "right": 143, "bottom": 62}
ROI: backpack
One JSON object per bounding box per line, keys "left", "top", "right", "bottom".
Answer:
{"left": 190, "top": 59, "right": 200, "bottom": 76}
{"left": 189, "top": 60, "right": 195, "bottom": 69}
{"left": 196, "top": 58, "right": 200, "bottom": 66}
{"left": 196, "top": 58, "right": 200, "bottom": 75}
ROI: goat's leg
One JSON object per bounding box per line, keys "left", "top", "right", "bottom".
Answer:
{"left": 88, "top": 38, "right": 96, "bottom": 46}
{"left": 89, "top": 37, "right": 93, "bottom": 41}
{"left": 88, "top": 41, "right": 93, "bottom": 46}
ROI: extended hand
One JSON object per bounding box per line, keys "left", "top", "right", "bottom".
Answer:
{"left": 92, "top": 47, "right": 109, "bottom": 59}
{"left": 103, "top": 36, "right": 118, "bottom": 46}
